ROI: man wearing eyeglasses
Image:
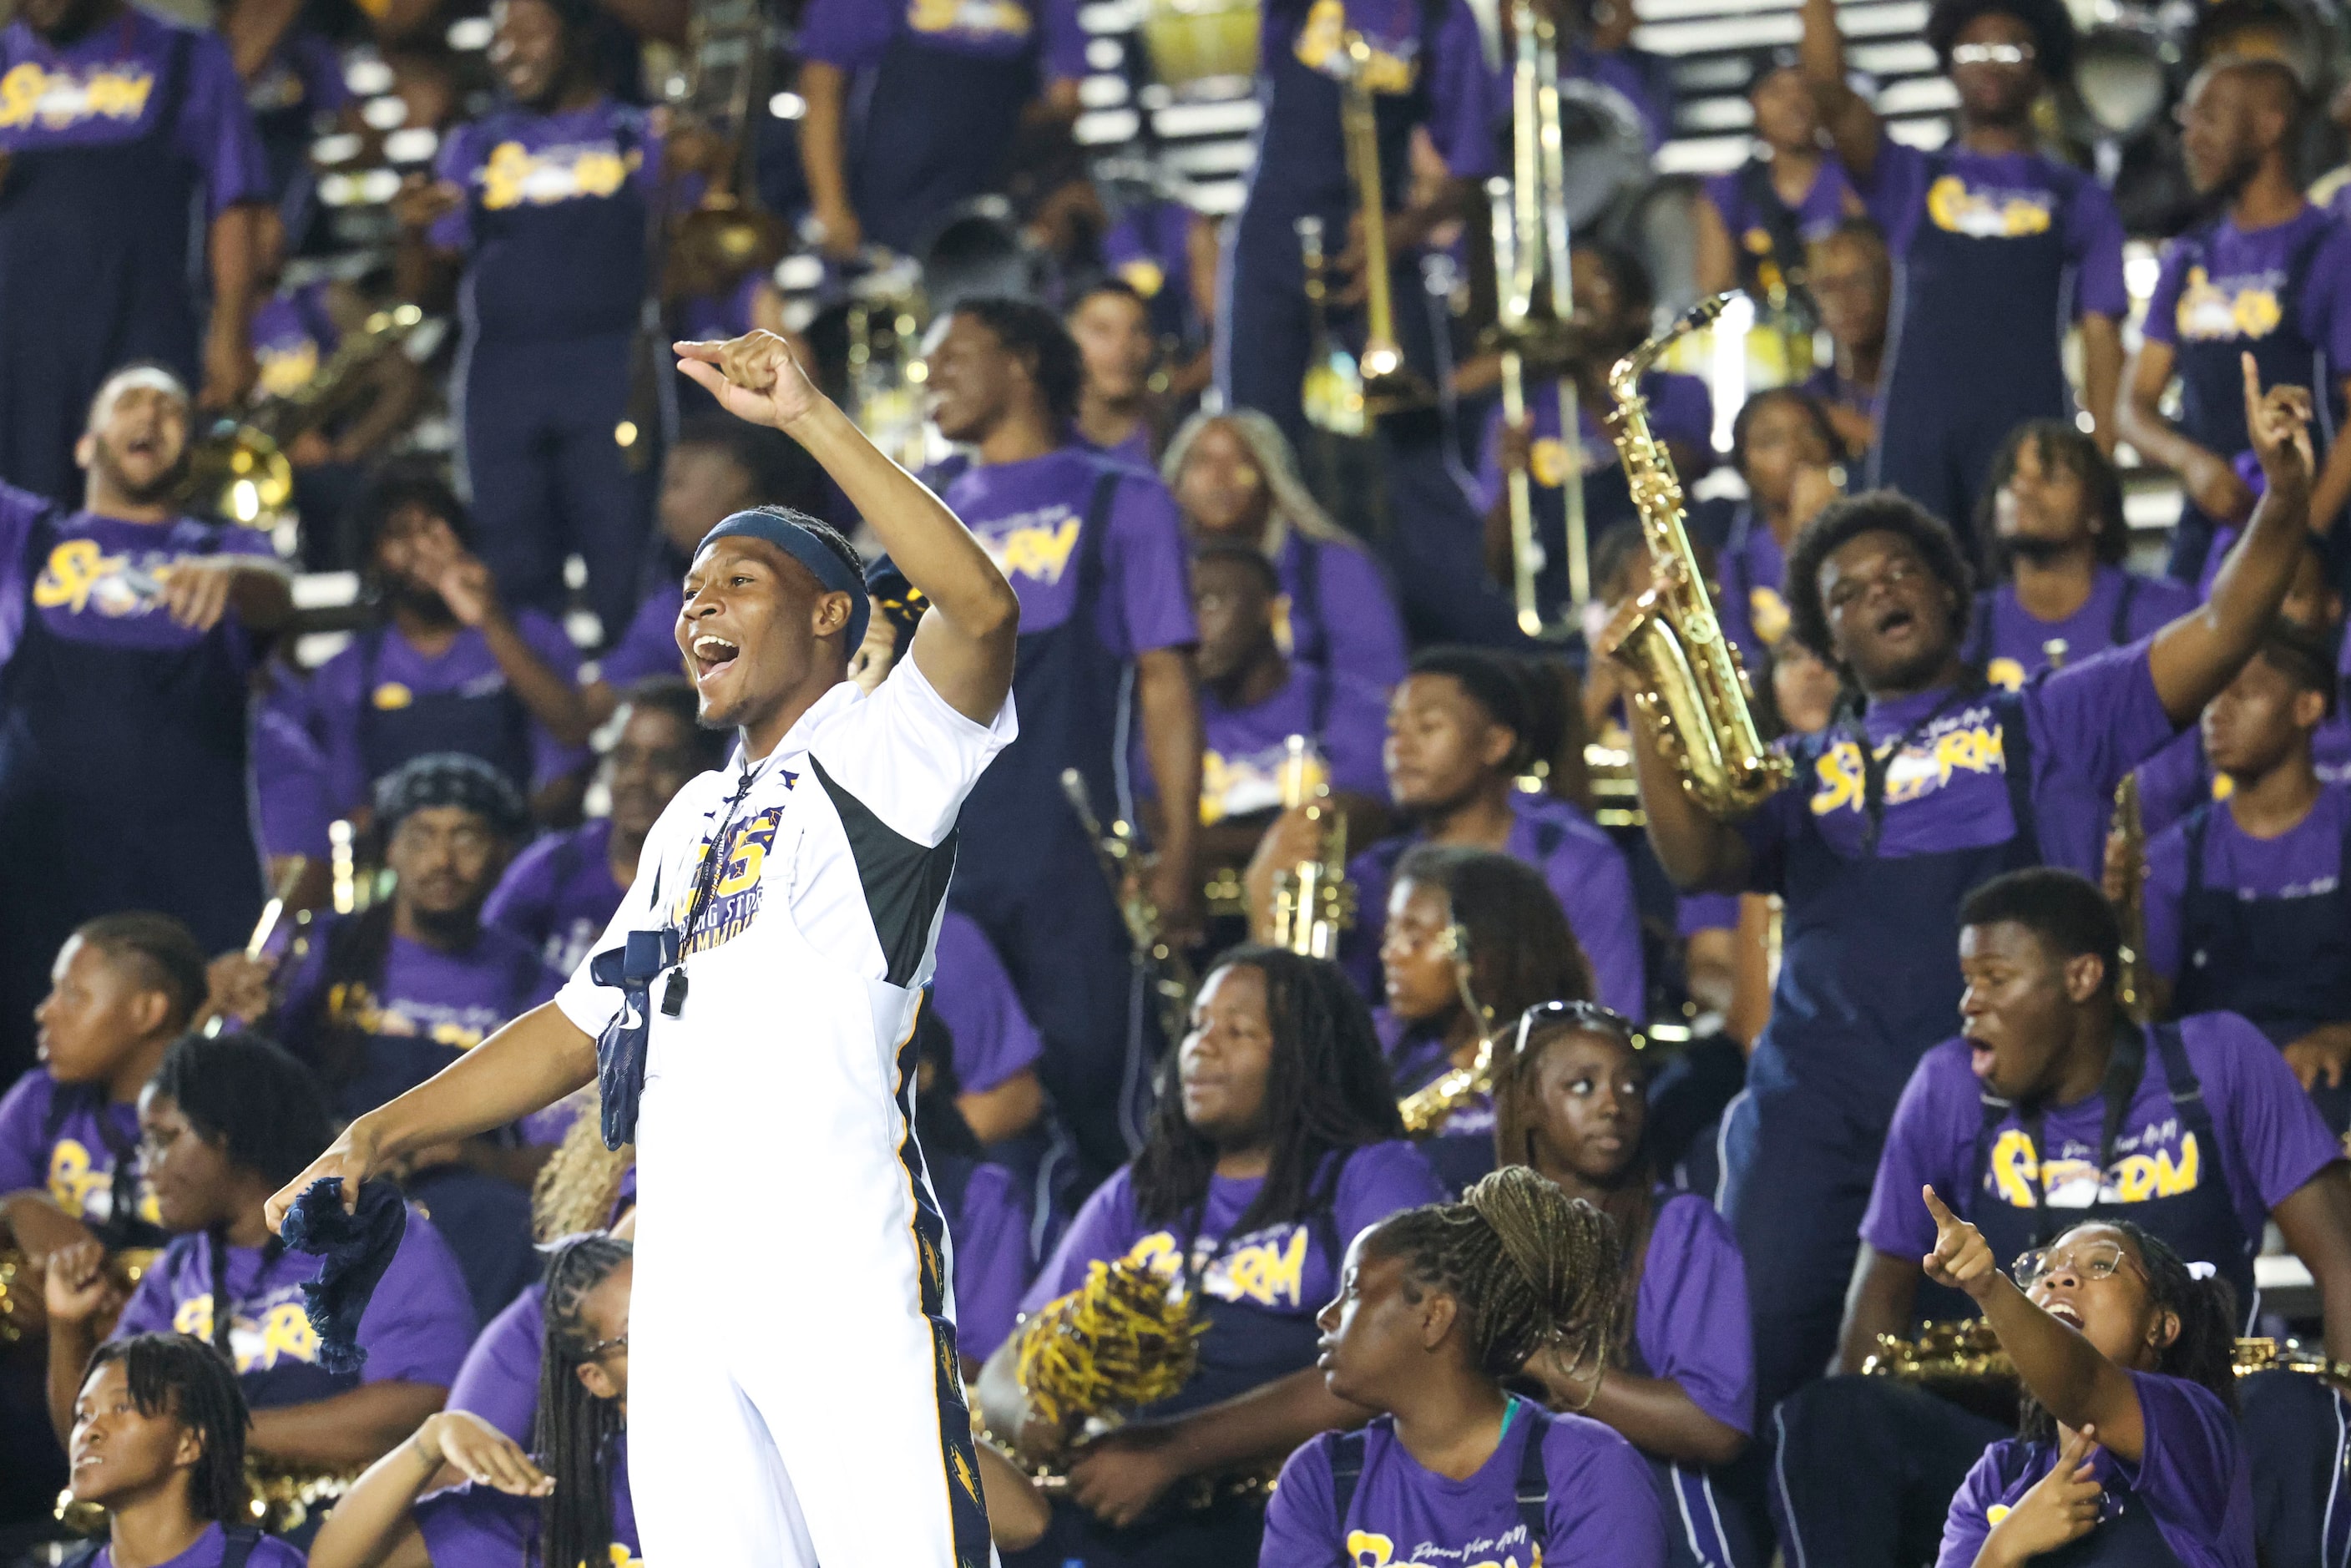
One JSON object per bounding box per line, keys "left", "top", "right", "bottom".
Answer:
{"left": 1799, "top": 0, "right": 2126, "bottom": 548}
{"left": 1770, "top": 867, "right": 2351, "bottom": 1567}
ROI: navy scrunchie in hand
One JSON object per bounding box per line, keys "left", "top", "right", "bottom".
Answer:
{"left": 281, "top": 1176, "right": 407, "bottom": 1377}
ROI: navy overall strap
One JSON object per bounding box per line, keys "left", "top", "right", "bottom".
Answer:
{"left": 1995, "top": 690, "right": 2041, "bottom": 858}
{"left": 1966, "top": 591, "right": 1995, "bottom": 668}
{"left": 2107, "top": 574, "right": 2139, "bottom": 648}
{"left": 1328, "top": 1428, "right": 1368, "bottom": 1546}
{"left": 221, "top": 1527, "right": 263, "bottom": 1568}
{"left": 1513, "top": 1404, "right": 1551, "bottom": 1545}
{"left": 2180, "top": 802, "right": 2213, "bottom": 974}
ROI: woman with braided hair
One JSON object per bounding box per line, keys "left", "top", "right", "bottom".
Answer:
{"left": 1493, "top": 1004, "right": 1757, "bottom": 1568}
{"left": 1259, "top": 1166, "right": 1667, "bottom": 1565}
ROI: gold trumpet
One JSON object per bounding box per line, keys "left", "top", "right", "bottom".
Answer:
{"left": 1268, "top": 736, "right": 1356, "bottom": 959}
{"left": 1602, "top": 296, "right": 1791, "bottom": 819}
{"left": 1334, "top": 31, "right": 1433, "bottom": 417}
{"left": 2110, "top": 775, "right": 2156, "bottom": 1025}
{"left": 1486, "top": 0, "right": 1588, "bottom": 625}
{"left": 1398, "top": 923, "right": 1498, "bottom": 1134}
{"left": 1060, "top": 769, "right": 1197, "bottom": 1048}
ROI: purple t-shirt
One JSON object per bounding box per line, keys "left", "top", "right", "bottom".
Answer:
{"left": 1473, "top": 371, "right": 1714, "bottom": 518}
{"left": 0, "top": 492, "right": 276, "bottom": 668}
{"left": 250, "top": 281, "right": 338, "bottom": 400}
{"left": 1636, "top": 1191, "right": 1753, "bottom": 1437}
{"left": 415, "top": 1435, "right": 638, "bottom": 1568}
{"left": 1168, "top": 662, "right": 1388, "bottom": 826}
{"left": 1937, "top": 1373, "right": 2254, "bottom": 1568}
{"left": 1104, "top": 198, "right": 1201, "bottom": 344}
{"left": 1859, "top": 1014, "right": 2342, "bottom": 1266}
{"left": 0, "top": 1070, "right": 154, "bottom": 1229}
{"left": 1676, "top": 890, "right": 1740, "bottom": 938}
{"left": 0, "top": 12, "right": 266, "bottom": 216}
{"left": 951, "top": 1159, "right": 1032, "bottom": 1363}
{"left": 301, "top": 613, "right": 587, "bottom": 810}
{"left": 2146, "top": 785, "right": 2351, "bottom": 994}
{"left": 447, "top": 1282, "right": 544, "bottom": 1444}
{"left": 253, "top": 665, "right": 333, "bottom": 862}
{"left": 485, "top": 817, "right": 626, "bottom": 976}
{"left": 1270, "top": 530, "right": 1408, "bottom": 692}
{"left": 111, "top": 1208, "right": 474, "bottom": 1389}
{"left": 929, "top": 908, "right": 1044, "bottom": 1095}
{"left": 1715, "top": 508, "right": 1790, "bottom": 662}
{"left": 1560, "top": 42, "right": 1674, "bottom": 155}
{"left": 935, "top": 447, "right": 1197, "bottom": 659}
{"left": 799, "top": 0, "right": 1087, "bottom": 77}
{"left": 1704, "top": 158, "right": 1860, "bottom": 256}
{"left": 1970, "top": 568, "right": 2197, "bottom": 692}
{"left": 1861, "top": 142, "right": 2128, "bottom": 320}
{"left": 1347, "top": 794, "right": 1647, "bottom": 1019}
{"left": 1023, "top": 1140, "right": 1447, "bottom": 1323}
{"left": 90, "top": 1523, "right": 305, "bottom": 1568}
{"left": 429, "top": 99, "right": 660, "bottom": 254}
{"left": 596, "top": 589, "right": 686, "bottom": 691}
{"left": 1738, "top": 643, "right": 2180, "bottom": 890}
{"left": 1260, "top": 1400, "right": 1667, "bottom": 1568}
{"left": 2144, "top": 205, "right": 2351, "bottom": 367}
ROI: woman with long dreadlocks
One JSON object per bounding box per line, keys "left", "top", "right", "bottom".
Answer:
{"left": 1492, "top": 1004, "right": 1757, "bottom": 1568}
{"left": 43, "top": 1034, "right": 473, "bottom": 1491}
{"left": 61, "top": 1333, "right": 305, "bottom": 1568}
{"left": 308, "top": 1233, "right": 639, "bottom": 1568}
{"left": 1377, "top": 846, "right": 1592, "bottom": 1195}
{"left": 1259, "top": 1166, "right": 1667, "bottom": 1565}
{"left": 976, "top": 946, "right": 1445, "bottom": 1567}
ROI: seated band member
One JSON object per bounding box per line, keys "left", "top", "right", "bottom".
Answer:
{"left": 1377, "top": 846, "right": 1591, "bottom": 1194}
{"left": 1257, "top": 1167, "right": 1669, "bottom": 1567}
{"left": 1924, "top": 1201, "right": 2256, "bottom": 1567}
{"left": 1964, "top": 422, "right": 2195, "bottom": 691}
{"left": 300, "top": 468, "right": 591, "bottom": 826}
{"left": 44, "top": 1034, "right": 474, "bottom": 1485}
{"left": 1615, "top": 364, "right": 2315, "bottom": 1416}
{"left": 0, "top": 365, "right": 292, "bottom": 1085}
{"left": 1318, "top": 647, "right": 1643, "bottom": 1018}
{"left": 1777, "top": 867, "right": 2351, "bottom": 1568}
{"left": 486, "top": 681, "right": 726, "bottom": 977}
{"left": 1714, "top": 387, "right": 1845, "bottom": 665}
{"left": 977, "top": 948, "right": 1447, "bottom": 1567}
{"left": 1165, "top": 410, "right": 1409, "bottom": 691}
{"left": 62, "top": 1333, "right": 303, "bottom": 1568}
{"left": 308, "top": 1234, "right": 639, "bottom": 1568}
{"left": 2143, "top": 620, "right": 2351, "bottom": 1128}
{"left": 1496, "top": 1004, "right": 1760, "bottom": 1568}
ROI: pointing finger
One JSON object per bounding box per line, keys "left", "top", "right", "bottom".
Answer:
{"left": 671, "top": 340, "right": 726, "bottom": 363}
{"left": 1923, "top": 1185, "right": 1959, "bottom": 1227}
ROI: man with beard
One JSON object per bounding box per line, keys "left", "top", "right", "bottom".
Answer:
{"left": 1802, "top": 0, "right": 2126, "bottom": 544}
{"left": 0, "top": 0, "right": 265, "bottom": 503}
{"left": 2121, "top": 57, "right": 2351, "bottom": 590}
{"left": 0, "top": 365, "right": 290, "bottom": 1086}
{"left": 295, "top": 466, "right": 592, "bottom": 826}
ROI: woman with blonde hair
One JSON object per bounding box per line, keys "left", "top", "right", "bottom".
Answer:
{"left": 1164, "top": 408, "right": 1408, "bottom": 690}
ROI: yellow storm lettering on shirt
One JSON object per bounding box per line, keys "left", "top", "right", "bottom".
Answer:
{"left": 1986, "top": 658, "right": 2026, "bottom": 692}
{"left": 480, "top": 141, "right": 635, "bottom": 211}
{"left": 991, "top": 516, "right": 1084, "bottom": 585}
{"left": 1990, "top": 1127, "right": 2042, "bottom": 1208}
{"left": 2232, "top": 288, "right": 2283, "bottom": 339}
{"left": 1748, "top": 585, "right": 1790, "bottom": 648}
{"left": 1528, "top": 437, "right": 1573, "bottom": 489}
{"left": 909, "top": 0, "right": 1034, "bottom": 37}
{"left": 0, "top": 62, "right": 153, "bottom": 130}
{"left": 1216, "top": 1227, "right": 1309, "bottom": 1308}
{"left": 1344, "top": 1531, "right": 1395, "bottom": 1568}
{"left": 1123, "top": 1231, "right": 1185, "bottom": 1281}
{"left": 2111, "top": 1133, "right": 2200, "bottom": 1202}
{"left": 173, "top": 1294, "right": 215, "bottom": 1341}
{"left": 1293, "top": 0, "right": 1416, "bottom": 91}
{"left": 1808, "top": 739, "right": 1865, "bottom": 817}
{"left": 46, "top": 1140, "right": 109, "bottom": 1217}
{"left": 255, "top": 1300, "right": 319, "bottom": 1369}
{"left": 31, "top": 539, "right": 128, "bottom": 615}
{"left": 606, "top": 1545, "right": 644, "bottom": 1568}
{"left": 1925, "top": 176, "right": 2052, "bottom": 239}
{"left": 257, "top": 338, "right": 321, "bottom": 398}
{"left": 429, "top": 1019, "right": 487, "bottom": 1049}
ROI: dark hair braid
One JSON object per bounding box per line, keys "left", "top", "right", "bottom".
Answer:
{"left": 1367, "top": 1167, "right": 1625, "bottom": 1384}
{"left": 1130, "top": 948, "right": 1404, "bottom": 1233}
{"left": 536, "top": 1236, "right": 630, "bottom": 1568}
{"left": 83, "top": 1333, "right": 252, "bottom": 1522}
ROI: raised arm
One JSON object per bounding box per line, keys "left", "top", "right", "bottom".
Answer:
{"left": 264, "top": 1002, "right": 596, "bottom": 1231}
{"left": 2146, "top": 354, "right": 2314, "bottom": 725}
{"left": 1798, "top": 0, "right": 1880, "bottom": 179}
{"left": 675, "top": 331, "right": 1020, "bottom": 723}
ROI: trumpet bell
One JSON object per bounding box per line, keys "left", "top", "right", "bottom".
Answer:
{"left": 184, "top": 421, "right": 295, "bottom": 529}
{"left": 1302, "top": 352, "right": 1368, "bottom": 436}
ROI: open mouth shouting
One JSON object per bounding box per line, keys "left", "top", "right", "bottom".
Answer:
{"left": 690, "top": 632, "right": 742, "bottom": 688}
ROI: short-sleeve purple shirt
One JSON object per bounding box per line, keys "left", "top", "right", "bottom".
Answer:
{"left": 1860, "top": 142, "right": 2127, "bottom": 320}
{"left": 2144, "top": 206, "right": 2351, "bottom": 374}
{"left": 928, "top": 908, "right": 1044, "bottom": 1096}
{"left": 1703, "top": 158, "right": 1860, "bottom": 254}
{"left": 0, "top": 1070, "right": 154, "bottom": 1228}
{"left": 1970, "top": 567, "right": 2197, "bottom": 692}
{"left": 484, "top": 817, "right": 626, "bottom": 976}
{"left": 89, "top": 1523, "right": 306, "bottom": 1568}
{"left": 1174, "top": 662, "right": 1388, "bottom": 824}
{"left": 2144, "top": 786, "right": 2351, "bottom": 1004}
{"left": 798, "top": 0, "right": 1088, "bottom": 79}
{"left": 1636, "top": 1191, "right": 1754, "bottom": 1437}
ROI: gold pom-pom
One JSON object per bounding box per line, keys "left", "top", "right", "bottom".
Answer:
{"left": 1015, "top": 1258, "right": 1205, "bottom": 1439}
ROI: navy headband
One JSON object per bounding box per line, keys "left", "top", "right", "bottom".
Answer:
{"left": 702, "top": 509, "right": 871, "bottom": 652}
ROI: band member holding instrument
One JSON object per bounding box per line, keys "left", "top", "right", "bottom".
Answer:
{"left": 1376, "top": 847, "right": 1590, "bottom": 1194}
{"left": 977, "top": 948, "right": 1445, "bottom": 1566}
{"left": 0, "top": 0, "right": 266, "bottom": 502}
{"left": 0, "top": 366, "right": 291, "bottom": 1088}
{"left": 1777, "top": 868, "right": 2351, "bottom": 1567}
{"left": 1257, "top": 1166, "right": 1668, "bottom": 1568}
{"left": 2142, "top": 620, "right": 2351, "bottom": 1127}
{"left": 1922, "top": 1201, "right": 2256, "bottom": 1568}
{"left": 59, "top": 1334, "right": 302, "bottom": 1568}
{"left": 1495, "top": 1003, "right": 1759, "bottom": 1568}
{"left": 1800, "top": 0, "right": 2127, "bottom": 542}
{"left": 1693, "top": 49, "right": 1859, "bottom": 304}
{"left": 44, "top": 1034, "right": 474, "bottom": 1484}
{"left": 1165, "top": 409, "right": 1408, "bottom": 692}
{"left": 1801, "top": 219, "right": 1892, "bottom": 458}
{"left": 926, "top": 296, "right": 1202, "bottom": 1181}
{"left": 263, "top": 325, "right": 1021, "bottom": 1568}
{"left": 1612, "top": 360, "right": 2316, "bottom": 1416}
{"left": 396, "top": 0, "right": 664, "bottom": 640}
{"left": 2121, "top": 57, "right": 2351, "bottom": 591}
{"left": 1712, "top": 387, "right": 1843, "bottom": 665}
{"left": 795, "top": 0, "right": 1084, "bottom": 260}
{"left": 1964, "top": 423, "right": 2197, "bottom": 692}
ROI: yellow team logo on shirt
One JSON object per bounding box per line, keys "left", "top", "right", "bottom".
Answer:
{"left": 256, "top": 336, "right": 321, "bottom": 398}
{"left": 1346, "top": 1528, "right": 1539, "bottom": 1568}
{"left": 478, "top": 139, "right": 639, "bottom": 211}
{"left": 171, "top": 1295, "right": 322, "bottom": 1373}
{"left": 1986, "top": 657, "right": 2027, "bottom": 691}
{"left": 372, "top": 681, "right": 415, "bottom": 710}
{"left": 1926, "top": 175, "right": 2055, "bottom": 240}
{"left": 326, "top": 981, "right": 490, "bottom": 1050}
{"left": 1528, "top": 437, "right": 1576, "bottom": 489}
{"left": 2173, "top": 266, "right": 2285, "bottom": 341}
{"left": 1749, "top": 584, "right": 1790, "bottom": 647}
{"left": 1124, "top": 1225, "right": 1312, "bottom": 1308}
{"left": 47, "top": 1139, "right": 161, "bottom": 1225}
{"left": 0, "top": 61, "right": 153, "bottom": 129}
{"left": 1201, "top": 745, "right": 1329, "bottom": 825}
{"left": 1293, "top": 0, "right": 1417, "bottom": 93}
{"left": 1119, "top": 259, "right": 1166, "bottom": 299}
{"left": 605, "top": 1547, "right": 642, "bottom": 1568}
{"left": 1986, "top": 1127, "right": 2202, "bottom": 1208}
{"left": 908, "top": 0, "right": 1033, "bottom": 38}
{"left": 1808, "top": 721, "right": 2005, "bottom": 817}
{"left": 977, "top": 510, "right": 1083, "bottom": 585}
{"left": 32, "top": 539, "right": 171, "bottom": 618}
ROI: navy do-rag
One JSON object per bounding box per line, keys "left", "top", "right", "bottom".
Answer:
{"left": 281, "top": 1176, "right": 407, "bottom": 1375}
{"left": 702, "top": 509, "right": 870, "bottom": 651}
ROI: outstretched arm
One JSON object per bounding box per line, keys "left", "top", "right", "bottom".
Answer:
{"left": 310, "top": 1411, "right": 551, "bottom": 1568}
{"left": 675, "top": 332, "right": 1020, "bottom": 724}
{"left": 2147, "top": 354, "right": 2315, "bottom": 725}
{"left": 1798, "top": 0, "right": 1880, "bottom": 179}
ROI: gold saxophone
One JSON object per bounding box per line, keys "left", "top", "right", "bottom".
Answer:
{"left": 1602, "top": 296, "right": 1791, "bottom": 819}
{"left": 1269, "top": 736, "right": 1356, "bottom": 959}
{"left": 1397, "top": 924, "right": 1497, "bottom": 1135}
{"left": 2111, "top": 776, "right": 2156, "bottom": 1024}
